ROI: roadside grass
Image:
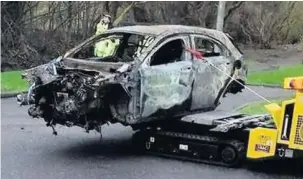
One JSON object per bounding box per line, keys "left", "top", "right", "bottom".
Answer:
{"left": 1, "top": 62, "right": 301, "bottom": 94}
{"left": 238, "top": 99, "right": 288, "bottom": 115}
{"left": 1, "top": 70, "right": 29, "bottom": 93}
{"left": 247, "top": 64, "right": 303, "bottom": 86}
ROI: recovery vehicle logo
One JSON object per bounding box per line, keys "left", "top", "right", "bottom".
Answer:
{"left": 255, "top": 135, "right": 272, "bottom": 153}
{"left": 255, "top": 144, "right": 270, "bottom": 153}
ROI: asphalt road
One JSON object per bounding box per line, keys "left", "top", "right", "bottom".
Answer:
{"left": 1, "top": 86, "right": 302, "bottom": 179}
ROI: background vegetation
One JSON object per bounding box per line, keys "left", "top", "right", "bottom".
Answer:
{"left": 1, "top": 70, "right": 28, "bottom": 93}
{"left": 247, "top": 65, "right": 303, "bottom": 86}
{"left": 1, "top": 1, "right": 303, "bottom": 72}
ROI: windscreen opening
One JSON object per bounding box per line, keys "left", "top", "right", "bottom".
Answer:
{"left": 71, "top": 33, "right": 155, "bottom": 63}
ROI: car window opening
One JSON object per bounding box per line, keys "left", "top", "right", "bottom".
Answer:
{"left": 72, "top": 33, "right": 155, "bottom": 63}
{"left": 150, "top": 39, "right": 186, "bottom": 66}
{"left": 194, "top": 37, "right": 223, "bottom": 57}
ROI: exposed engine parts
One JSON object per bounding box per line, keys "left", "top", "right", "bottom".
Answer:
{"left": 18, "top": 67, "right": 112, "bottom": 135}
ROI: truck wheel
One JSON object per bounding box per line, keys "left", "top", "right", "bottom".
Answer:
{"left": 220, "top": 146, "right": 237, "bottom": 165}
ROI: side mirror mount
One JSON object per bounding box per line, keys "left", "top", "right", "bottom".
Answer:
{"left": 234, "top": 60, "right": 242, "bottom": 69}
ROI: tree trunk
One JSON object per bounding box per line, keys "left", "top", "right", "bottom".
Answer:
{"left": 1, "top": 1, "right": 26, "bottom": 46}
{"left": 83, "top": 2, "right": 89, "bottom": 38}
{"left": 216, "top": 1, "right": 226, "bottom": 31}
{"left": 113, "top": 2, "right": 137, "bottom": 26}
{"left": 67, "top": 1, "right": 73, "bottom": 43}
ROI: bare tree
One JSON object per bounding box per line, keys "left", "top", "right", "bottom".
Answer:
{"left": 1, "top": 1, "right": 303, "bottom": 71}
{"left": 239, "top": 1, "right": 296, "bottom": 48}
{"left": 224, "top": 1, "right": 244, "bottom": 23}
{"left": 113, "top": 2, "right": 145, "bottom": 26}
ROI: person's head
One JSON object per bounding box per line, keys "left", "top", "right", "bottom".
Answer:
{"left": 97, "top": 14, "right": 113, "bottom": 34}
{"left": 100, "top": 14, "right": 111, "bottom": 25}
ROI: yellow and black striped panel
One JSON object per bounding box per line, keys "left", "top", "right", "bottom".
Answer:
{"left": 289, "top": 89, "right": 303, "bottom": 150}
{"left": 294, "top": 115, "right": 303, "bottom": 145}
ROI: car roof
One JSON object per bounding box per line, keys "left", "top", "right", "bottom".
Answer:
{"left": 64, "top": 25, "right": 243, "bottom": 60}
{"left": 107, "top": 25, "right": 242, "bottom": 60}
{"left": 107, "top": 25, "right": 225, "bottom": 36}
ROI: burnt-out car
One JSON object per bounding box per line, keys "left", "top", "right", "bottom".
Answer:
{"left": 17, "top": 25, "right": 247, "bottom": 133}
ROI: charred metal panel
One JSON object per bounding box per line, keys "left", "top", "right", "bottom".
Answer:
{"left": 62, "top": 58, "right": 126, "bottom": 72}
{"left": 22, "top": 58, "right": 62, "bottom": 85}
{"left": 139, "top": 61, "right": 194, "bottom": 118}
{"left": 190, "top": 56, "right": 233, "bottom": 110}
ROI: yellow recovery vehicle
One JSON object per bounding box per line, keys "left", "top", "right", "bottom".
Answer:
{"left": 247, "top": 76, "right": 303, "bottom": 160}
{"left": 132, "top": 76, "right": 303, "bottom": 167}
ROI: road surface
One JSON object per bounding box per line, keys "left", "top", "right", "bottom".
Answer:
{"left": 1, "top": 86, "right": 301, "bottom": 179}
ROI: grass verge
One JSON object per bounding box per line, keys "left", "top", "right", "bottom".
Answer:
{"left": 237, "top": 99, "right": 287, "bottom": 115}
{"left": 247, "top": 64, "right": 303, "bottom": 86}
{"left": 1, "top": 71, "right": 29, "bottom": 93}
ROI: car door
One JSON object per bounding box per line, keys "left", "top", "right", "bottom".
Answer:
{"left": 138, "top": 35, "right": 194, "bottom": 119}
{"left": 189, "top": 34, "right": 234, "bottom": 110}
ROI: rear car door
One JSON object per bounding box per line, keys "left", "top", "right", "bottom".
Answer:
{"left": 189, "top": 34, "right": 234, "bottom": 110}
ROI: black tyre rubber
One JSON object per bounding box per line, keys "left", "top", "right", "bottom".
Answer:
{"left": 221, "top": 146, "right": 237, "bottom": 164}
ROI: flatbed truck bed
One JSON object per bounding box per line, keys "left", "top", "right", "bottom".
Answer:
{"left": 132, "top": 76, "right": 303, "bottom": 167}
{"left": 132, "top": 110, "right": 271, "bottom": 167}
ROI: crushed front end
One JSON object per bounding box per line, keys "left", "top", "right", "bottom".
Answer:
{"left": 17, "top": 57, "right": 131, "bottom": 134}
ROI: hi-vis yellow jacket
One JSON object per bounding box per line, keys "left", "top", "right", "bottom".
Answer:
{"left": 94, "top": 23, "right": 119, "bottom": 57}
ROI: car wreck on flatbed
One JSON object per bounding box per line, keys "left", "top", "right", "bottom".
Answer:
{"left": 17, "top": 25, "right": 247, "bottom": 134}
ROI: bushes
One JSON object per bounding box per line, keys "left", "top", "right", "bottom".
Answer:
{"left": 1, "top": 28, "right": 84, "bottom": 71}
{"left": 1, "top": 1, "right": 303, "bottom": 72}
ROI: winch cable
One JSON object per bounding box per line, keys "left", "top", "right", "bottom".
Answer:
{"left": 185, "top": 48, "right": 272, "bottom": 104}
{"left": 205, "top": 59, "right": 272, "bottom": 104}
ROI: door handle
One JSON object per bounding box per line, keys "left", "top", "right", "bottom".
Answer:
{"left": 181, "top": 66, "right": 192, "bottom": 71}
